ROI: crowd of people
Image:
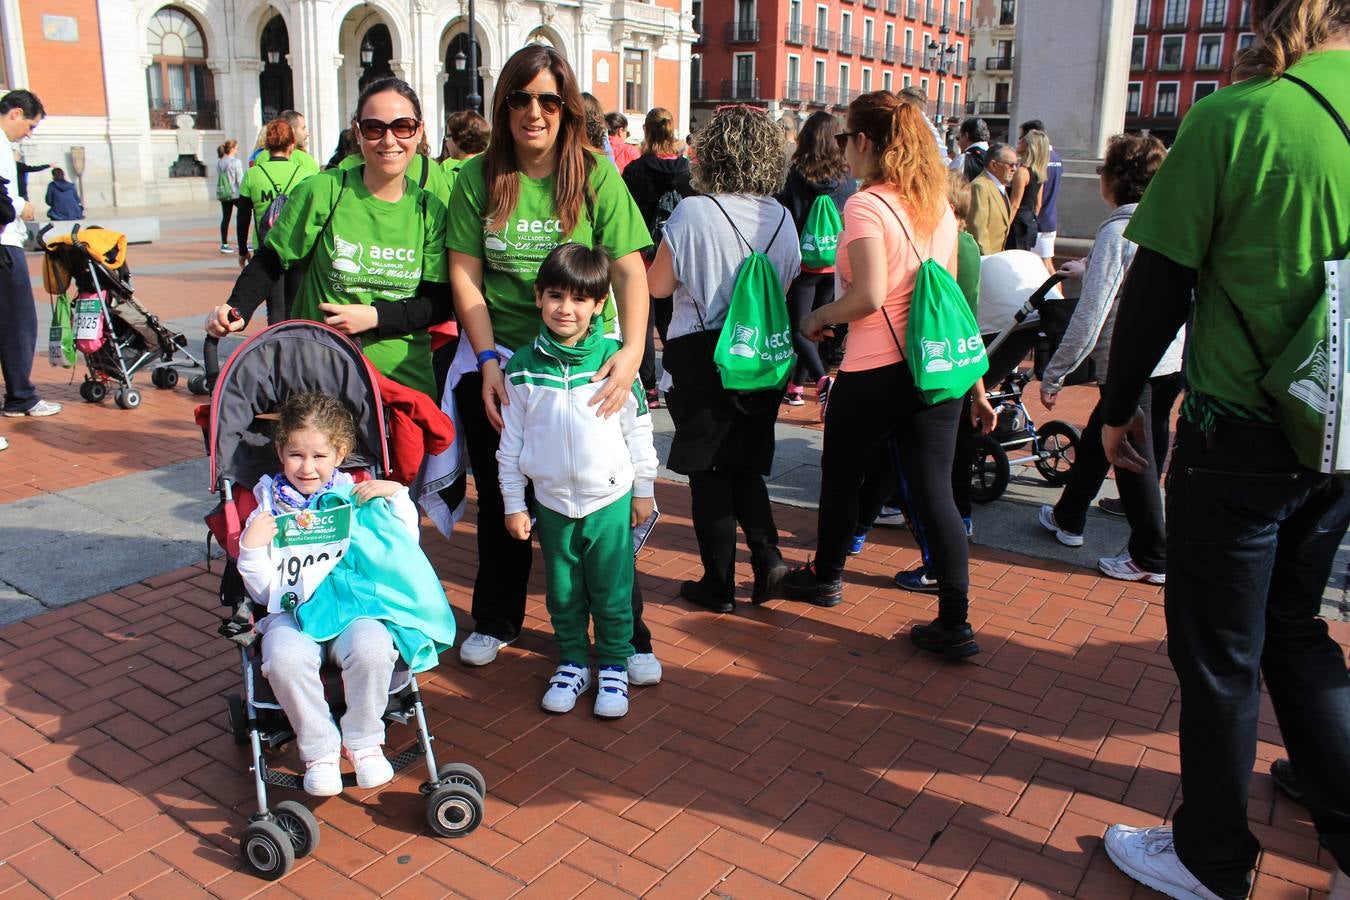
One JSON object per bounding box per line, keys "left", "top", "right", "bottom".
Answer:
{"left": 0, "top": 0, "right": 1342, "bottom": 895}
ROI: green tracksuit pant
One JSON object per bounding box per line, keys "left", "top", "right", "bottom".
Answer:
{"left": 534, "top": 492, "right": 635, "bottom": 666}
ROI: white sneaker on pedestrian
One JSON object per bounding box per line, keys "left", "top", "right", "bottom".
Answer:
{"left": 347, "top": 746, "right": 394, "bottom": 788}
{"left": 302, "top": 753, "right": 343, "bottom": 797}
{"left": 0, "top": 436, "right": 7, "bottom": 451}
{"left": 541, "top": 662, "right": 591, "bottom": 714}
{"left": 458, "top": 632, "right": 511, "bottom": 666}
{"left": 1038, "top": 504, "right": 1084, "bottom": 547}
{"left": 626, "top": 652, "right": 662, "bottom": 686}
{"left": 3, "top": 400, "right": 61, "bottom": 418}
{"left": 594, "top": 665, "right": 629, "bottom": 718}
{"left": 1103, "top": 825, "right": 1222, "bottom": 900}
{"left": 1099, "top": 552, "right": 1166, "bottom": 585}
{"left": 219, "top": 243, "right": 232, "bottom": 254}
{"left": 874, "top": 506, "right": 907, "bottom": 527}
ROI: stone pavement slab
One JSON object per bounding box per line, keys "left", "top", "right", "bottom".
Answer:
{"left": 0, "top": 481, "right": 1341, "bottom": 899}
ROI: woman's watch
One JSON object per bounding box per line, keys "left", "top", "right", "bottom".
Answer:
{"left": 476, "top": 349, "right": 501, "bottom": 370}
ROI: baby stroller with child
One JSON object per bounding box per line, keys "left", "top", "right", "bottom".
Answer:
{"left": 203, "top": 320, "right": 485, "bottom": 881}
{"left": 968, "top": 260, "right": 1084, "bottom": 503}
{"left": 38, "top": 224, "right": 205, "bottom": 408}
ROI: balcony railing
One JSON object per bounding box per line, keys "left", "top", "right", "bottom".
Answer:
{"left": 904, "top": 48, "right": 918, "bottom": 66}
{"left": 904, "top": 1, "right": 918, "bottom": 20}
{"left": 838, "top": 34, "right": 855, "bottom": 54}
{"left": 1158, "top": 54, "right": 1183, "bottom": 70}
{"left": 978, "top": 100, "right": 1010, "bottom": 115}
{"left": 809, "top": 84, "right": 835, "bottom": 106}
{"left": 836, "top": 87, "right": 855, "bottom": 107}
{"left": 785, "top": 22, "right": 810, "bottom": 44}
{"left": 1161, "top": 11, "right": 1188, "bottom": 29}
{"left": 985, "top": 55, "right": 1014, "bottom": 70}
{"left": 1200, "top": 12, "right": 1226, "bottom": 27}
{"left": 783, "top": 80, "right": 809, "bottom": 102}
{"left": 813, "top": 27, "right": 834, "bottom": 50}
{"left": 882, "top": 44, "right": 897, "bottom": 63}
{"left": 720, "top": 78, "right": 760, "bottom": 101}
{"left": 957, "top": 15, "right": 971, "bottom": 32}
{"left": 1154, "top": 105, "right": 1179, "bottom": 119}
{"left": 150, "top": 100, "right": 218, "bottom": 130}
{"left": 964, "top": 99, "right": 976, "bottom": 114}
{"left": 1194, "top": 54, "right": 1223, "bottom": 71}
{"left": 923, "top": 4, "right": 937, "bottom": 24}
{"left": 860, "top": 39, "right": 877, "bottom": 58}
{"left": 690, "top": 80, "right": 707, "bottom": 100}
{"left": 725, "top": 20, "right": 761, "bottom": 42}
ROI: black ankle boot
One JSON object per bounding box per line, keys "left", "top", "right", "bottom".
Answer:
{"left": 751, "top": 556, "right": 789, "bottom": 605}
{"left": 909, "top": 618, "right": 980, "bottom": 660}
{"left": 680, "top": 579, "right": 734, "bottom": 614}
{"left": 781, "top": 563, "right": 843, "bottom": 607}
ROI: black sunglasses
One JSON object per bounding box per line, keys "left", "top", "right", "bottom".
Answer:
{"left": 505, "top": 90, "right": 564, "bottom": 115}
{"left": 835, "top": 131, "right": 861, "bottom": 150}
{"left": 356, "top": 117, "right": 420, "bottom": 141}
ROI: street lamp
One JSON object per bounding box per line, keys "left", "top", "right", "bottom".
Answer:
{"left": 360, "top": 37, "right": 374, "bottom": 66}
{"left": 926, "top": 26, "right": 959, "bottom": 125}
{"left": 266, "top": 49, "right": 281, "bottom": 66}
{"left": 465, "top": 1, "right": 481, "bottom": 114}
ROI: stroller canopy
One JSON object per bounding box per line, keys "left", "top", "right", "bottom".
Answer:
{"left": 42, "top": 225, "right": 129, "bottom": 296}
{"left": 208, "top": 321, "right": 389, "bottom": 488}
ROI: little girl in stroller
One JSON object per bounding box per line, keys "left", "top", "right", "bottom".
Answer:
{"left": 237, "top": 390, "right": 457, "bottom": 796}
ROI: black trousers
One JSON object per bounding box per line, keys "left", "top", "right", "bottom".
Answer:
{"left": 815, "top": 361, "right": 970, "bottom": 624}
{"left": 1164, "top": 417, "right": 1350, "bottom": 898}
{"left": 0, "top": 246, "right": 38, "bottom": 413}
{"left": 1052, "top": 375, "right": 1180, "bottom": 573}
{"left": 688, "top": 469, "right": 781, "bottom": 599}
{"left": 263, "top": 266, "right": 302, "bottom": 325}
{"left": 219, "top": 199, "right": 236, "bottom": 245}
{"left": 785, "top": 272, "right": 831, "bottom": 386}
{"left": 639, "top": 296, "right": 673, "bottom": 392}
{"left": 453, "top": 371, "right": 652, "bottom": 652}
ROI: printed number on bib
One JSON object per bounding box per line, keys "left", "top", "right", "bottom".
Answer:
{"left": 269, "top": 502, "right": 353, "bottom": 612}
{"left": 74, "top": 298, "right": 103, "bottom": 341}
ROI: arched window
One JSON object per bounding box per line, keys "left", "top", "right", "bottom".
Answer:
{"left": 146, "top": 7, "right": 217, "bottom": 128}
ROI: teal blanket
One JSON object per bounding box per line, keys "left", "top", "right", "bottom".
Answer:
{"left": 294, "top": 485, "right": 456, "bottom": 672}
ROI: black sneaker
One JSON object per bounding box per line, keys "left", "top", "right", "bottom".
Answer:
{"left": 1098, "top": 497, "right": 1126, "bottom": 517}
{"left": 781, "top": 564, "right": 843, "bottom": 607}
{"left": 1270, "top": 758, "right": 1304, "bottom": 805}
{"left": 680, "top": 579, "right": 734, "bottom": 614}
{"left": 909, "top": 618, "right": 980, "bottom": 660}
{"left": 751, "top": 557, "right": 789, "bottom": 605}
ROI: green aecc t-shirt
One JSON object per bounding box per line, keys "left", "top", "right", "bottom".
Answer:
{"left": 444, "top": 152, "right": 652, "bottom": 352}
{"left": 1125, "top": 51, "right": 1350, "bottom": 415}
{"left": 239, "top": 156, "right": 307, "bottom": 231}
{"left": 265, "top": 168, "right": 449, "bottom": 398}
{"left": 338, "top": 152, "right": 452, "bottom": 208}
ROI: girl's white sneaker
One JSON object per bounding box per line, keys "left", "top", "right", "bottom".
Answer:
{"left": 302, "top": 753, "right": 342, "bottom": 796}
{"left": 347, "top": 746, "right": 393, "bottom": 788}
{"left": 541, "top": 662, "right": 591, "bottom": 713}
{"left": 594, "top": 666, "right": 629, "bottom": 718}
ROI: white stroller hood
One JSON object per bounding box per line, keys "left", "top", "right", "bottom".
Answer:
{"left": 977, "top": 250, "right": 1064, "bottom": 336}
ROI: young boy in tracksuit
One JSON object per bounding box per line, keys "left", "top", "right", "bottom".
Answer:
{"left": 496, "top": 243, "right": 658, "bottom": 719}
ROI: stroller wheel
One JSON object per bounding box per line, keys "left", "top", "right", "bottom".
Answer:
{"left": 188, "top": 374, "right": 210, "bottom": 396}
{"left": 82, "top": 380, "right": 107, "bottom": 403}
{"left": 1034, "top": 421, "right": 1081, "bottom": 486}
{"left": 152, "top": 367, "right": 178, "bottom": 389}
{"left": 436, "top": 762, "right": 487, "bottom": 797}
{"left": 426, "top": 784, "right": 484, "bottom": 838}
{"left": 970, "top": 434, "right": 1011, "bottom": 504}
{"left": 271, "top": 800, "right": 320, "bottom": 859}
{"left": 114, "top": 388, "right": 141, "bottom": 410}
{"left": 240, "top": 819, "right": 295, "bottom": 880}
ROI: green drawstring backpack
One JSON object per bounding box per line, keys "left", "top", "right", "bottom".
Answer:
{"left": 799, "top": 193, "right": 843, "bottom": 269}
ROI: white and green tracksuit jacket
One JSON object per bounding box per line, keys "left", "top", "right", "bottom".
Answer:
{"left": 496, "top": 327, "right": 658, "bottom": 519}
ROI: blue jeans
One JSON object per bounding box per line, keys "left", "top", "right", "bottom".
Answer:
{"left": 1166, "top": 417, "right": 1350, "bottom": 898}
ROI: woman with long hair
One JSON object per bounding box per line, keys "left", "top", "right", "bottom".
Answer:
{"left": 232, "top": 118, "right": 307, "bottom": 322}
{"left": 444, "top": 45, "right": 660, "bottom": 680}
{"left": 1004, "top": 129, "right": 1047, "bottom": 251}
{"left": 647, "top": 105, "right": 801, "bottom": 613}
{"left": 624, "top": 106, "right": 697, "bottom": 403}
{"left": 1097, "top": 2, "right": 1350, "bottom": 893}
{"left": 215, "top": 139, "right": 244, "bottom": 254}
{"left": 206, "top": 77, "right": 451, "bottom": 399}
{"left": 781, "top": 91, "right": 992, "bottom": 659}
{"left": 775, "top": 110, "right": 856, "bottom": 410}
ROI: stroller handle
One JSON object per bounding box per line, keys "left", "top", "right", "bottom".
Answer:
{"left": 1028, "top": 272, "right": 1068, "bottom": 308}
{"left": 202, "top": 308, "right": 243, "bottom": 390}
{"left": 982, "top": 272, "right": 1072, "bottom": 362}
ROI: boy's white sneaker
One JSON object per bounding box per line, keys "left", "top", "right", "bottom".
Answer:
{"left": 1099, "top": 552, "right": 1166, "bottom": 585}
{"left": 626, "top": 652, "right": 662, "bottom": 686}
{"left": 541, "top": 662, "right": 591, "bottom": 713}
{"left": 1038, "top": 504, "right": 1084, "bottom": 547}
{"left": 302, "top": 753, "right": 342, "bottom": 797}
{"left": 459, "top": 632, "right": 511, "bottom": 666}
{"left": 594, "top": 666, "right": 629, "bottom": 718}
{"left": 1103, "top": 825, "right": 1222, "bottom": 900}
{"left": 347, "top": 746, "right": 394, "bottom": 788}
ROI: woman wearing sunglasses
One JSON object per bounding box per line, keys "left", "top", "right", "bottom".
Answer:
{"left": 206, "top": 77, "right": 451, "bottom": 400}
{"left": 781, "top": 91, "right": 986, "bottom": 660}
{"left": 443, "top": 45, "right": 659, "bottom": 677}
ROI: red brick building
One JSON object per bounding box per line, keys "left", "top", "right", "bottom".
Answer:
{"left": 1127, "top": 0, "right": 1255, "bottom": 142}
{"left": 688, "top": 0, "right": 971, "bottom": 133}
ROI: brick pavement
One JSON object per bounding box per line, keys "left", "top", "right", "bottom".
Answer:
{"left": 0, "top": 478, "right": 1344, "bottom": 898}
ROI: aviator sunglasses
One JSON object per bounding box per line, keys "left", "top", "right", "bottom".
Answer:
{"left": 505, "top": 90, "right": 565, "bottom": 115}
{"left": 356, "top": 116, "right": 420, "bottom": 141}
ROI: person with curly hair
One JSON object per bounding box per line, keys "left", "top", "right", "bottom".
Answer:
{"left": 439, "top": 109, "right": 490, "bottom": 191}
{"left": 1035, "top": 133, "right": 1182, "bottom": 585}
{"left": 780, "top": 91, "right": 994, "bottom": 659}
{"left": 647, "top": 105, "right": 802, "bottom": 613}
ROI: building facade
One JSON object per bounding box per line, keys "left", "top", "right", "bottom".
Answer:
{"left": 688, "top": 0, "right": 971, "bottom": 134}
{"left": 1126, "top": 0, "right": 1253, "bottom": 141}
{"left": 0, "top": 0, "right": 694, "bottom": 211}
{"left": 963, "top": 0, "right": 1014, "bottom": 142}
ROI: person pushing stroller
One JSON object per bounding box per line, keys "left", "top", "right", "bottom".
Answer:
{"left": 237, "top": 390, "right": 457, "bottom": 796}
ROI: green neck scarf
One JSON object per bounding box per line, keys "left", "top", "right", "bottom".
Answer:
{"left": 536, "top": 321, "right": 602, "bottom": 366}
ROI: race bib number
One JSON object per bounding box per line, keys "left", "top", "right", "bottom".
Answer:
{"left": 74, "top": 298, "right": 103, "bottom": 341}
{"left": 269, "top": 502, "right": 353, "bottom": 612}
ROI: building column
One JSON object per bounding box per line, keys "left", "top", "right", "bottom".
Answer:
{"left": 289, "top": 0, "right": 342, "bottom": 160}
{"left": 95, "top": 0, "right": 155, "bottom": 207}
{"left": 234, "top": 57, "right": 265, "bottom": 139}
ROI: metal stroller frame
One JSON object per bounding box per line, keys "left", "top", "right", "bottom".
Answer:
{"left": 37, "top": 224, "right": 205, "bottom": 409}
{"left": 204, "top": 321, "right": 485, "bottom": 881}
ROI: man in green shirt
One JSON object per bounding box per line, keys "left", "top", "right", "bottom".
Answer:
{"left": 1097, "top": 7, "right": 1350, "bottom": 899}
{"left": 281, "top": 110, "right": 321, "bottom": 180}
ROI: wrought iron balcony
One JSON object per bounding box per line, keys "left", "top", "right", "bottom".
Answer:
{"left": 720, "top": 78, "right": 760, "bottom": 101}
{"left": 725, "top": 20, "right": 761, "bottom": 43}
